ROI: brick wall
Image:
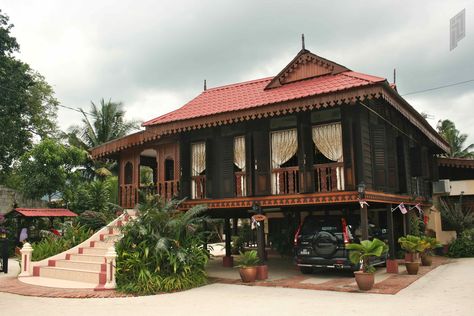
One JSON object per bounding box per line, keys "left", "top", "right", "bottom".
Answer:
{"left": 0, "top": 185, "right": 47, "bottom": 215}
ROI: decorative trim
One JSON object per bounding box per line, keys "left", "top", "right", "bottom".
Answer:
{"left": 437, "top": 157, "right": 474, "bottom": 169}
{"left": 179, "top": 190, "right": 430, "bottom": 210}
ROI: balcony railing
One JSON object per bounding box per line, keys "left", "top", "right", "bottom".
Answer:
{"left": 158, "top": 180, "right": 180, "bottom": 200}
{"left": 235, "top": 171, "right": 247, "bottom": 197}
{"left": 314, "top": 162, "right": 345, "bottom": 192}
{"left": 191, "top": 175, "right": 206, "bottom": 199}
{"left": 120, "top": 184, "right": 137, "bottom": 209}
{"left": 272, "top": 166, "right": 300, "bottom": 195}
{"left": 139, "top": 184, "right": 157, "bottom": 197}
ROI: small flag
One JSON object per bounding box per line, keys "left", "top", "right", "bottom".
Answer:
{"left": 399, "top": 203, "right": 408, "bottom": 214}
{"left": 414, "top": 204, "right": 423, "bottom": 215}
{"left": 358, "top": 199, "right": 369, "bottom": 208}
{"left": 450, "top": 9, "right": 466, "bottom": 51}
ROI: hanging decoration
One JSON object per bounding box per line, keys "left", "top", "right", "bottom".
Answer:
{"left": 391, "top": 203, "right": 408, "bottom": 214}
{"left": 409, "top": 203, "right": 424, "bottom": 215}
{"left": 358, "top": 199, "right": 369, "bottom": 208}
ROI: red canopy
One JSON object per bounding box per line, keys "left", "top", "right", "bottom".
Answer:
{"left": 14, "top": 208, "right": 77, "bottom": 217}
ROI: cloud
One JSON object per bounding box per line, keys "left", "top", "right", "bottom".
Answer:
{"left": 2, "top": 0, "right": 474, "bottom": 145}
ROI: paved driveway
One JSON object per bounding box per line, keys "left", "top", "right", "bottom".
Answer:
{"left": 1, "top": 258, "right": 473, "bottom": 316}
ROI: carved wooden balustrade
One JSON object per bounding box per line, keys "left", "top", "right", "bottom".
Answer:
{"left": 120, "top": 184, "right": 138, "bottom": 209}
{"left": 314, "top": 162, "right": 345, "bottom": 192}
{"left": 191, "top": 175, "right": 206, "bottom": 199}
{"left": 158, "top": 180, "right": 180, "bottom": 200}
{"left": 272, "top": 166, "right": 300, "bottom": 195}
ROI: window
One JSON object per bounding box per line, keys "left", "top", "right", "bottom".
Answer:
{"left": 234, "top": 136, "right": 246, "bottom": 196}
{"left": 191, "top": 142, "right": 206, "bottom": 199}
{"left": 165, "top": 158, "right": 174, "bottom": 181}
{"left": 124, "top": 162, "right": 133, "bottom": 184}
{"left": 270, "top": 128, "right": 298, "bottom": 194}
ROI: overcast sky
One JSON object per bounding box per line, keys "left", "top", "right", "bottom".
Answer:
{"left": 2, "top": 1, "right": 474, "bottom": 143}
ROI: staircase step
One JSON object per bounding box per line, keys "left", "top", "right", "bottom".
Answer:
{"left": 80, "top": 247, "right": 108, "bottom": 255}
{"left": 51, "top": 259, "right": 106, "bottom": 272}
{"left": 67, "top": 253, "right": 106, "bottom": 264}
{"left": 37, "top": 266, "right": 106, "bottom": 284}
{"left": 100, "top": 234, "right": 121, "bottom": 242}
{"left": 90, "top": 240, "right": 116, "bottom": 248}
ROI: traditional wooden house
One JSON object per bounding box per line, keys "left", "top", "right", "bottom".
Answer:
{"left": 91, "top": 46, "right": 450, "bottom": 264}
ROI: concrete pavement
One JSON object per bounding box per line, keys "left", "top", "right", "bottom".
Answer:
{"left": 0, "top": 258, "right": 473, "bottom": 316}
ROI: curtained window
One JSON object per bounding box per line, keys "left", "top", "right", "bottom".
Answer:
{"left": 191, "top": 142, "right": 206, "bottom": 176}
{"left": 312, "top": 122, "right": 344, "bottom": 190}
{"left": 271, "top": 129, "right": 298, "bottom": 194}
{"left": 312, "top": 122, "right": 343, "bottom": 163}
{"left": 191, "top": 142, "right": 206, "bottom": 199}
{"left": 234, "top": 136, "right": 247, "bottom": 196}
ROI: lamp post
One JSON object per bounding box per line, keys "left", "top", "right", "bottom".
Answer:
{"left": 358, "top": 182, "right": 369, "bottom": 240}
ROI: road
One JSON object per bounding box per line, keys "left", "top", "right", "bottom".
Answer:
{"left": 0, "top": 258, "right": 473, "bottom": 316}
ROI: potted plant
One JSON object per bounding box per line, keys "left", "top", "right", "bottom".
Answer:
{"left": 236, "top": 250, "right": 260, "bottom": 283}
{"left": 398, "top": 235, "right": 425, "bottom": 275}
{"left": 346, "top": 238, "right": 388, "bottom": 291}
{"left": 420, "top": 236, "right": 441, "bottom": 266}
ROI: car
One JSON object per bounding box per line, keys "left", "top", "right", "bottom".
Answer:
{"left": 294, "top": 215, "right": 386, "bottom": 273}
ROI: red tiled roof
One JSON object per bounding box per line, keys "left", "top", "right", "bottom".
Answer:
{"left": 143, "top": 71, "right": 385, "bottom": 126}
{"left": 14, "top": 208, "right": 77, "bottom": 217}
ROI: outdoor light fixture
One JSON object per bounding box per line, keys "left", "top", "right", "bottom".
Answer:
{"left": 357, "top": 182, "right": 366, "bottom": 200}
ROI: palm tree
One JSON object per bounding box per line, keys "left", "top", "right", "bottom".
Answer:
{"left": 68, "top": 98, "right": 140, "bottom": 149}
{"left": 437, "top": 119, "right": 474, "bottom": 158}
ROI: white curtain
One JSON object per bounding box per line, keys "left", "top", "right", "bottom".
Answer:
{"left": 191, "top": 142, "right": 206, "bottom": 199}
{"left": 312, "top": 123, "right": 343, "bottom": 163}
{"left": 271, "top": 129, "right": 298, "bottom": 194}
{"left": 234, "top": 136, "right": 246, "bottom": 171}
{"left": 191, "top": 142, "right": 206, "bottom": 176}
{"left": 312, "top": 122, "right": 344, "bottom": 190}
{"left": 234, "top": 136, "right": 247, "bottom": 196}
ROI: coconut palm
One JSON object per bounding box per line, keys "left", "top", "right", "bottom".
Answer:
{"left": 68, "top": 98, "right": 140, "bottom": 150}
{"left": 437, "top": 119, "right": 474, "bottom": 158}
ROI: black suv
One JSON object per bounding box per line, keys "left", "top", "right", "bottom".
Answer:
{"left": 294, "top": 215, "right": 386, "bottom": 273}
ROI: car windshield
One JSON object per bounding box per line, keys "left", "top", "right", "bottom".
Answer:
{"left": 301, "top": 216, "right": 343, "bottom": 235}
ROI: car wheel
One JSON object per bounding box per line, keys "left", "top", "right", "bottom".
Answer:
{"left": 300, "top": 267, "right": 313, "bottom": 274}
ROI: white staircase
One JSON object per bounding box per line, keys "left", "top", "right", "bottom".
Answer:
{"left": 20, "top": 210, "right": 136, "bottom": 290}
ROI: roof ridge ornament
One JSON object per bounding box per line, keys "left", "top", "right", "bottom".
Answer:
{"left": 302, "top": 33, "right": 305, "bottom": 50}
{"left": 204, "top": 79, "right": 207, "bottom": 91}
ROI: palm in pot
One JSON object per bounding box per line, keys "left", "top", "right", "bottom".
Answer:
{"left": 398, "top": 235, "right": 425, "bottom": 275}
{"left": 236, "top": 250, "right": 260, "bottom": 283}
{"left": 346, "top": 238, "right": 388, "bottom": 291}
{"left": 420, "top": 236, "right": 441, "bottom": 266}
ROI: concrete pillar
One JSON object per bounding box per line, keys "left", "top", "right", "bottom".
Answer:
{"left": 19, "top": 242, "right": 33, "bottom": 277}
{"left": 104, "top": 246, "right": 117, "bottom": 289}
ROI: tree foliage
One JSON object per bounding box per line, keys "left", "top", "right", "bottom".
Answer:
{"left": 437, "top": 119, "right": 474, "bottom": 158}
{"left": 0, "top": 10, "right": 58, "bottom": 177}
{"left": 17, "top": 139, "right": 86, "bottom": 201}
{"left": 439, "top": 197, "right": 474, "bottom": 235}
{"left": 68, "top": 98, "right": 140, "bottom": 149}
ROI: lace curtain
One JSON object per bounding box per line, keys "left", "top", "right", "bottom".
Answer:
{"left": 191, "top": 142, "right": 206, "bottom": 176}
{"left": 271, "top": 129, "right": 298, "bottom": 168}
{"left": 234, "top": 136, "right": 246, "bottom": 171}
{"left": 271, "top": 129, "right": 298, "bottom": 194}
{"left": 312, "top": 123, "right": 343, "bottom": 162}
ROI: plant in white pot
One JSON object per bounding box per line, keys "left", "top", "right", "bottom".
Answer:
{"left": 346, "top": 238, "right": 388, "bottom": 291}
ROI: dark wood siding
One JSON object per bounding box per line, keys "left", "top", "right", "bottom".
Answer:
{"left": 252, "top": 121, "right": 271, "bottom": 196}
{"left": 179, "top": 134, "right": 191, "bottom": 199}
{"left": 297, "top": 112, "right": 314, "bottom": 193}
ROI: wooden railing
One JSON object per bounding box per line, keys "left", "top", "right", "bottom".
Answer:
{"left": 139, "top": 184, "right": 157, "bottom": 197}
{"left": 120, "top": 184, "right": 137, "bottom": 209}
{"left": 191, "top": 175, "right": 206, "bottom": 200}
{"left": 272, "top": 166, "right": 300, "bottom": 195}
{"left": 314, "top": 162, "right": 344, "bottom": 192}
{"left": 158, "top": 180, "right": 180, "bottom": 200}
{"left": 235, "top": 171, "right": 247, "bottom": 197}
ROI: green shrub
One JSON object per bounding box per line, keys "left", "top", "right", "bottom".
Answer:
{"left": 448, "top": 229, "right": 474, "bottom": 258}
{"left": 115, "top": 196, "right": 209, "bottom": 295}
{"left": 77, "top": 210, "right": 108, "bottom": 231}
{"left": 31, "top": 223, "right": 92, "bottom": 261}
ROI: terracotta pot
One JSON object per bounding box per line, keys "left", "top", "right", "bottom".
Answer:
{"left": 421, "top": 254, "right": 433, "bottom": 266}
{"left": 256, "top": 265, "right": 268, "bottom": 280}
{"left": 405, "top": 262, "right": 419, "bottom": 275}
{"left": 239, "top": 267, "right": 257, "bottom": 283}
{"left": 353, "top": 271, "right": 375, "bottom": 291}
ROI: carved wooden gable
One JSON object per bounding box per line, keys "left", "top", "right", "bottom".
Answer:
{"left": 265, "top": 49, "right": 349, "bottom": 89}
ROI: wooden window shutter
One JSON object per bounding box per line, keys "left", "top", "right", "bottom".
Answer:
{"left": 297, "top": 113, "right": 314, "bottom": 193}
{"left": 205, "top": 138, "right": 213, "bottom": 198}
{"left": 179, "top": 136, "right": 191, "bottom": 199}
{"left": 371, "top": 125, "right": 387, "bottom": 190}
{"left": 221, "top": 136, "right": 235, "bottom": 198}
